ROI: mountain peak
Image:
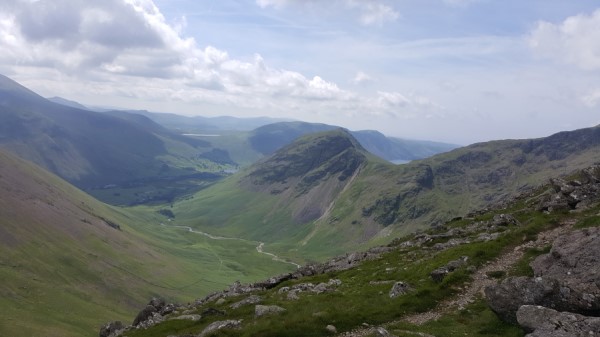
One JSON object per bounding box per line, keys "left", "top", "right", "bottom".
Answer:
{"left": 247, "top": 128, "right": 367, "bottom": 189}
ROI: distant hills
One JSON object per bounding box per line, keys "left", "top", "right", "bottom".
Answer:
{"left": 247, "top": 122, "right": 457, "bottom": 162}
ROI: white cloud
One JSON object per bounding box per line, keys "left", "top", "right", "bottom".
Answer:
{"left": 582, "top": 88, "right": 600, "bottom": 107}
{"left": 352, "top": 71, "right": 373, "bottom": 85}
{"left": 357, "top": 2, "right": 399, "bottom": 26}
{"left": 256, "top": 0, "right": 399, "bottom": 26}
{"left": 529, "top": 9, "right": 600, "bottom": 71}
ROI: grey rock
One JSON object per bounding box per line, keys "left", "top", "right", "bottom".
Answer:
{"left": 198, "top": 320, "right": 242, "bottom": 337}
{"left": 375, "top": 327, "right": 395, "bottom": 337}
{"left": 389, "top": 281, "right": 411, "bottom": 298}
{"left": 531, "top": 227, "right": 600, "bottom": 300}
{"left": 517, "top": 305, "right": 600, "bottom": 337}
{"left": 486, "top": 227, "right": 600, "bottom": 324}
{"left": 99, "top": 321, "right": 123, "bottom": 337}
{"left": 230, "top": 295, "right": 262, "bottom": 309}
{"left": 431, "top": 256, "right": 468, "bottom": 283}
{"left": 170, "top": 314, "right": 201, "bottom": 321}
{"left": 325, "top": 324, "right": 337, "bottom": 333}
{"left": 492, "top": 214, "right": 520, "bottom": 226}
{"left": 287, "top": 289, "right": 300, "bottom": 300}
{"left": 255, "top": 304, "right": 286, "bottom": 317}
{"left": 132, "top": 305, "right": 157, "bottom": 327}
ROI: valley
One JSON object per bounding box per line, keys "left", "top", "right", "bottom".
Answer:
{"left": 0, "top": 74, "right": 599, "bottom": 336}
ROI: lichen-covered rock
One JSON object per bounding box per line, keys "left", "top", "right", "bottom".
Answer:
{"left": 170, "top": 314, "right": 201, "bottom": 321}
{"left": 389, "top": 281, "right": 411, "bottom": 298}
{"left": 255, "top": 305, "right": 286, "bottom": 317}
{"left": 531, "top": 227, "right": 600, "bottom": 301}
{"left": 486, "top": 227, "right": 600, "bottom": 324}
{"left": 198, "top": 320, "right": 242, "bottom": 337}
{"left": 517, "top": 305, "right": 600, "bottom": 337}
{"left": 230, "top": 295, "right": 262, "bottom": 309}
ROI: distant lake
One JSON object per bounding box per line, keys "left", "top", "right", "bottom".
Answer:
{"left": 391, "top": 159, "right": 411, "bottom": 165}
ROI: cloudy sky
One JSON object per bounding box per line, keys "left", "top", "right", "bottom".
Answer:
{"left": 1, "top": 0, "right": 599, "bottom": 144}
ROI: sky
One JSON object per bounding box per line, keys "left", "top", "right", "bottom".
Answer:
{"left": 0, "top": 0, "right": 599, "bottom": 144}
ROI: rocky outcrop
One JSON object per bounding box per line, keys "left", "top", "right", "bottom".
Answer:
{"left": 99, "top": 321, "right": 124, "bottom": 337}
{"left": 537, "top": 166, "right": 600, "bottom": 212}
{"left": 517, "top": 305, "right": 600, "bottom": 337}
{"left": 278, "top": 279, "right": 342, "bottom": 300}
{"left": 486, "top": 227, "right": 600, "bottom": 332}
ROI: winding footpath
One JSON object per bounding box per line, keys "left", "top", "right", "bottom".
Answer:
{"left": 159, "top": 222, "right": 301, "bottom": 269}
{"left": 337, "top": 220, "right": 575, "bottom": 337}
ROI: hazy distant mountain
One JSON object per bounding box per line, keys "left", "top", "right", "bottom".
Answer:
{"left": 248, "top": 121, "right": 458, "bottom": 162}
{"left": 0, "top": 74, "right": 225, "bottom": 204}
{"left": 47, "top": 96, "right": 91, "bottom": 110}
{"left": 122, "top": 110, "right": 294, "bottom": 131}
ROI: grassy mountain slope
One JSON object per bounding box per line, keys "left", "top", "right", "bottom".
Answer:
{"left": 172, "top": 130, "right": 381, "bottom": 260}
{"left": 304, "top": 124, "right": 600, "bottom": 252}
{"left": 0, "top": 149, "right": 294, "bottom": 337}
{"left": 0, "top": 75, "right": 233, "bottom": 205}
{"left": 112, "top": 163, "right": 600, "bottom": 337}
{"left": 171, "top": 125, "right": 600, "bottom": 263}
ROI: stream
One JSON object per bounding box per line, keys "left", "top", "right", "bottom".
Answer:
{"left": 159, "top": 223, "right": 301, "bottom": 269}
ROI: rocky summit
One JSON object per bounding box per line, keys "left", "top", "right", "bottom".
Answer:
{"left": 101, "top": 166, "right": 600, "bottom": 336}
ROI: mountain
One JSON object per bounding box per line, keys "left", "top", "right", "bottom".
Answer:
{"left": 0, "top": 74, "right": 231, "bottom": 205}
{"left": 248, "top": 121, "right": 458, "bottom": 162}
{"left": 0, "top": 149, "right": 296, "bottom": 337}
{"left": 119, "top": 110, "right": 293, "bottom": 132}
{"left": 47, "top": 96, "right": 90, "bottom": 110}
{"left": 169, "top": 125, "right": 600, "bottom": 262}
{"left": 101, "top": 163, "right": 600, "bottom": 337}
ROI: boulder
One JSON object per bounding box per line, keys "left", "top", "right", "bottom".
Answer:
{"left": 486, "top": 228, "right": 600, "bottom": 323}
{"left": 170, "top": 314, "right": 201, "bottom": 321}
{"left": 230, "top": 295, "right": 262, "bottom": 309}
{"left": 132, "top": 305, "right": 157, "bottom": 327}
{"left": 198, "top": 320, "right": 242, "bottom": 337}
{"left": 325, "top": 324, "right": 337, "bottom": 334}
{"left": 99, "top": 321, "right": 123, "bottom": 337}
{"left": 389, "top": 282, "right": 411, "bottom": 298}
{"left": 430, "top": 256, "right": 468, "bottom": 283}
{"left": 255, "top": 305, "right": 286, "bottom": 317}
{"left": 531, "top": 227, "right": 600, "bottom": 300}
{"left": 517, "top": 305, "right": 600, "bottom": 337}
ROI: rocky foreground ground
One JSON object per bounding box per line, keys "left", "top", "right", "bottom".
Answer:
{"left": 101, "top": 166, "right": 600, "bottom": 337}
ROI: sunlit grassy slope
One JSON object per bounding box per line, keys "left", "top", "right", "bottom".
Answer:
{"left": 169, "top": 125, "right": 600, "bottom": 263}
{"left": 0, "top": 149, "right": 294, "bottom": 337}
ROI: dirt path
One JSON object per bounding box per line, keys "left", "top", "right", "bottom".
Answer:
{"left": 159, "top": 223, "right": 301, "bottom": 268}
{"left": 403, "top": 220, "right": 574, "bottom": 325}
{"left": 337, "top": 220, "right": 575, "bottom": 336}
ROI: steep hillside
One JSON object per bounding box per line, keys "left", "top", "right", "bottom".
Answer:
{"left": 102, "top": 164, "right": 600, "bottom": 337}
{"left": 171, "top": 125, "right": 600, "bottom": 262}
{"left": 0, "top": 149, "right": 294, "bottom": 337}
{"left": 0, "top": 75, "right": 229, "bottom": 205}
{"left": 172, "top": 129, "right": 377, "bottom": 258}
